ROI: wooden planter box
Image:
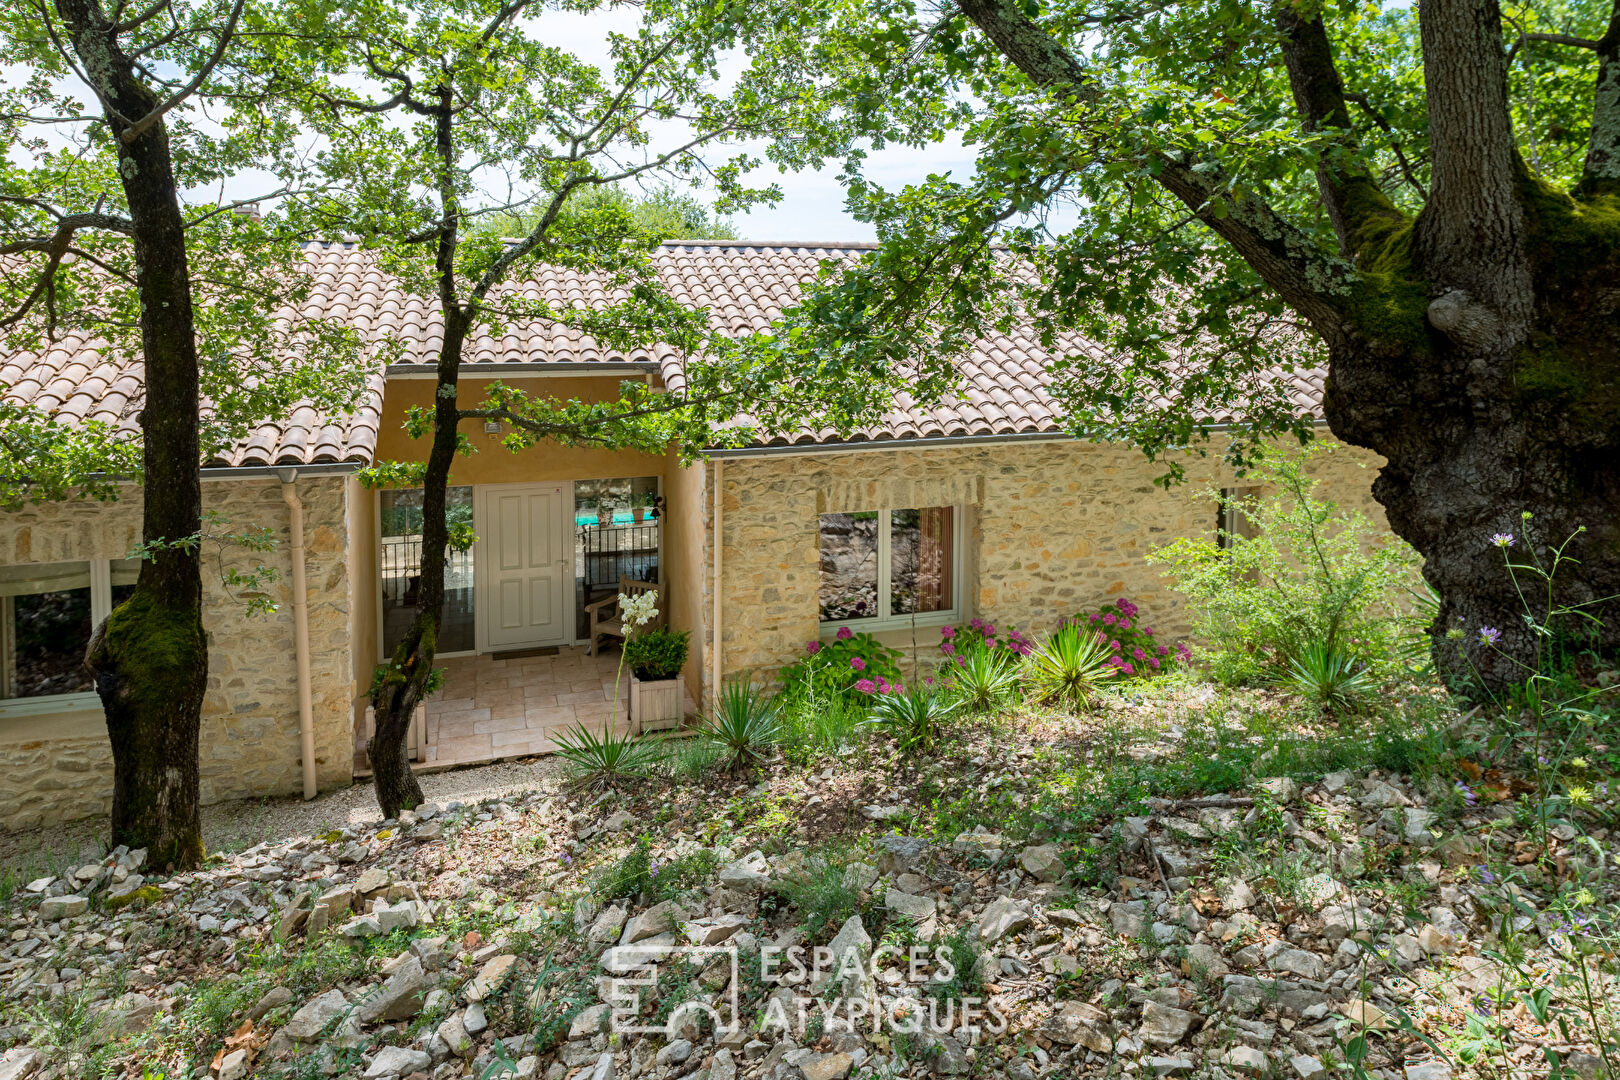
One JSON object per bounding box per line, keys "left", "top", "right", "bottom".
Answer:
{"left": 629, "top": 673, "right": 686, "bottom": 732}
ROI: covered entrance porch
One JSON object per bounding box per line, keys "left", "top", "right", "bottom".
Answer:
{"left": 358, "top": 473, "right": 673, "bottom": 773}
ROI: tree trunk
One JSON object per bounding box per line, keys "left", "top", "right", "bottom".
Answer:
{"left": 60, "top": 0, "right": 207, "bottom": 869}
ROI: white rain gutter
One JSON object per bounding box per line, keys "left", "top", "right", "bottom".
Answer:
{"left": 710, "top": 459, "right": 723, "bottom": 708}
{"left": 278, "top": 468, "right": 318, "bottom": 800}
{"left": 384, "top": 361, "right": 660, "bottom": 379}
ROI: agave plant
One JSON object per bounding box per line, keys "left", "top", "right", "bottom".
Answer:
{"left": 1281, "top": 640, "right": 1378, "bottom": 717}
{"left": 552, "top": 720, "right": 663, "bottom": 790}
{"left": 695, "top": 679, "right": 782, "bottom": 772}
{"left": 1025, "top": 626, "right": 1116, "bottom": 711}
{"left": 865, "top": 683, "right": 964, "bottom": 750}
{"left": 948, "top": 646, "right": 1021, "bottom": 712}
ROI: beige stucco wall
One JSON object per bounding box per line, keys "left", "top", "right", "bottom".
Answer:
{"left": 711, "top": 437, "right": 1389, "bottom": 686}
{"left": 373, "top": 375, "right": 670, "bottom": 486}
{"left": 0, "top": 473, "right": 358, "bottom": 831}
{"left": 663, "top": 455, "right": 709, "bottom": 704}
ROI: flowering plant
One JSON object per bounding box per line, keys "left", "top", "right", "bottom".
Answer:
{"left": 1062, "top": 597, "right": 1188, "bottom": 678}
{"left": 938, "top": 617, "right": 1034, "bottom": 661}
{"left": 778, "top": 627, "right": 904, "bottom": 702}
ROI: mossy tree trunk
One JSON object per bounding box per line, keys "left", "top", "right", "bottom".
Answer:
{"left": 954, "top": 0, "right": 1620, "bottom": 690}
{"left": 58, "top": 0, "right": 208, "bottom": 867}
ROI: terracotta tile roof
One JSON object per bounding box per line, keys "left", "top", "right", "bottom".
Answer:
{"left": 0, "top": 327, "right": 386, "bottom": 469}
{"left": 2, "top": 240, "right": 1326, "bottom": 467}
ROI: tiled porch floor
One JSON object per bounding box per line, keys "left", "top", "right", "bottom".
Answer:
{"left": 424, "top": 646, "right": 627, "bottom": 766}
{"left": 355, "top": 645, "right": 646, "bottom": 774}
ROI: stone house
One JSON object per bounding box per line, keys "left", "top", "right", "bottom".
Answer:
{"left": 0, "top": 241, "right": 1387, "bottom": 829}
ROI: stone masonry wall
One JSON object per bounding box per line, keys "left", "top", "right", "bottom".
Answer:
{"left": 0, "top": 474, "right": 356, "bottom": 831}
{"left": 715, "top": 438, "right": 1389, "bottom": 686}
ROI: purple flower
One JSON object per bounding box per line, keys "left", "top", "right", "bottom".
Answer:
{"left": 1455, "top": 781, "right": 1477, "bottom": 807}
{"left": 1478, "top": 626, "right": 1501, "bottom": 646}
{"left": 1102, "top": 613, "right": 1117, "bottom": 626}
{"left": 850, "top": 656, "right": 866, "bottom": 671}
{"left": 1109, "top": 639, "right": 1121, "bottom": 651}
{"left": 805, "top": 640, "right": 822, "bottom": 655}
{"left": 1089, "top": 612, "right": 1101, "bottom": 623}
{"left": 940, "top": 641, "right": 956, "bottom": 655}
{"left": 854, "top": 678, "right": 876, "bottom": 694}
{"left": 836, "top": 626, "right": 853, "bottom": 640}
{"left": 1133, "top": 647, "right": 1147, "bottom": 660}
{"left": 1149, "top": 658, "right": 1161, "bottom": 669}
{"left": 1118, "top": 618, "right": 1132, "bottom": 630}
{"left": 1157, "top": 645, "right": 1170, "bottom": 657}
{"left": 1121, "top": 663, "right": 1135, "bottom": 676}
{"left": 1142, "top": 626, "right": 1154, "bottom": 636}
{"left": 1491, "top": 533, "right": 1514, "bottom": 548}
{"left": 940, "top": 626, "right": 956, "bottom": 639}
{"left": 1476, "top": 867, "right": 1495, "bottom": 884}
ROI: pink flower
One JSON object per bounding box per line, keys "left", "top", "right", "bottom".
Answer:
{"left": 1109, "top": 640, "right": 1121, "bottom": 651}
{"left": 874, "top": 677, "right": 889, "bottom": 691}
{"left": 941, "top": 626, "right": 956, "bottom": 638}
{"left": 1121, "top": 663, "right": 1135, "bottom": 676}
{"left": 1133, "top": 647, "right": 1146, "bottom": 660}
{"left": 1157, "top": 645, "right": 1170, "bottom": 657}
{"left": 836, "top": 626, "right": 853, "bottom": 640}
{"left": 970, "top": 618, "right": 984, "bottom": 630}
{"left": 1142, "top": 626, "right": 1154, "bottom": 636}
{"left": 806, "top": 640, "right": 822, "bottom": 654}
{"left": 1102, "top": 613, "right": 1117, "bottom": 626}
{"left": 1149, "top": 658, "right": 1161, "bottom": 669}
{"left": 941, "top": 641, "right": 956, "bottom": 655}
{"left": 1089, "top": 612, "right": 1101, "bottom": 622}
{"left": 1118, "top": 618, "right": 1131, "bottom": 630}
{"left": 854, "top": 678, "right": 876, "bottom": 694}
{"left": 983, "top": 624, "right": 996, "bottom": 636}
{"left": 850, "top": 656, "right": 866, "bottom": 671}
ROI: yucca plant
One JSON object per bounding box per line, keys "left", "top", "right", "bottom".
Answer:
{"left": 1280, "top": 640, "right": 1378, "bottom": 718}
{"left": 948, "top": 646, "right": 1021, "bottom": 712}
{"left": 552, "top": 720, "right": 663, "bottom": 790}
{"left": 865, "top": 683, "right": 964, "bottom": 750}
{"left": 1025, "top": 626, "right": 1116, "bottom": 711}
{"left": 695, "top": 679, "right": 782, "bottom": 772}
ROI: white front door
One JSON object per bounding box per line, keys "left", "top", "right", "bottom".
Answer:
{"left": 478, "top": 483, "right": 571, "bottom": 650}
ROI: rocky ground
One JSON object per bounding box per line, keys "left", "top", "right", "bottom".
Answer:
{"left": 0, "top": 685, "right": 1615, "bottom": 1080}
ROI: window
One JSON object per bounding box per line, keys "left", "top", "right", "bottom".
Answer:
{"left": 819, "top": 507, "right": 957, "bottom": 628}
{"left": 1, "top": 558, "right": 140, "bottom": 704}
{"left": 574, "top": 477, "right": 661, "bottom": 640}
{"left": 1216, "top": 486, "right": 1261, "bottom": 550}
{"left": 379, "top": 487, "right": 475, "bottom": 655}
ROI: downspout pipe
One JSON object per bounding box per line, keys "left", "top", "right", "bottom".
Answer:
{"left": 711, "top": 459, "right": 723, "bottom": 710}
{"left": 278, "top": 469, "right": 318, "bottom": 800}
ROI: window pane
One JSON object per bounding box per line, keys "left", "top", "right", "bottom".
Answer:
{"left": 575, "top": 478, "right": 662, "bottom": 640}
{"left": 380, "top": 487, "right": 475, "bottom": 654}
{"left": 891, "top": 507, "right": 954, "bottom": 615}
{"left": 819, "top": 512, "right": 880, "bottom": 621}
{"left": 2, "top": 561, "right": 94, "bottom": 699}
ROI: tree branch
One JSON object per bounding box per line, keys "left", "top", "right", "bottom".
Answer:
{"left": 118, "top": 0, "right": 245, "bottom": 144}
{"left": 1273, "top": 3, "right": 1404, "bottom": 256}
{"left": 952, "top": 0, "right": 1359, "bottom": 351}
{"left": 1412, "top": 0, "right": 1531, "bottom": 328}
{"left": 1579, "top": 0, "right": 1620, "bottom": 194}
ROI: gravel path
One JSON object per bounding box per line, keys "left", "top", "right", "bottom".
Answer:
{"left": 0, "top": 756, "right": 566, "bottom": 876}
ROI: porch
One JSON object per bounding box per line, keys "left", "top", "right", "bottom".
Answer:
{"left": 355, "top": 645, "right": 637, "bottom": 774}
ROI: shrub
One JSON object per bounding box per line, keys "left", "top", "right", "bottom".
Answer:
{"left": 1148, "top": 445, "right": 1417, "bottom": 685}
{"left": 696, "top": 680, "right": 782, "bottom": 771}
{"left": 1280, "top": 640, "right": 1378, "bottom": 717}
{"left": 778, "top": 627, "right": 904, "bottom": 703}
{"left": 944, "top": 645, "right": 1022, "bottom": 711}
{"left": 865, "top": 683, "right": 964, "bottom": 750}
{"left": 1064, "top": 597, "right": 1188, "bottom": 678}
{"left": 778, "top": 697, "right": 867, "bottom": 764}
{"left": 938, "top": 617, "right": 1033, "bottom": 662}
{"left": 1025, "top": 625, "right": 1116, "bottom": 711}
{"left": 553, "top": 719, "right": 662, "bottom": 790}
{"left": 623, "top": 627, "right": 690, "bottom": 681}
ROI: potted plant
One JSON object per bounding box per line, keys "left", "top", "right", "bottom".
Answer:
{"left": 624, "top": 626, "right": 690, "bottom": 731}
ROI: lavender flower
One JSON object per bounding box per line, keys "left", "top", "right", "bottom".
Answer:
{"left": 1490, "top": 533, "right": 1514, "bottom": 548}
{"left": 1478, "top": 626, "right": 1501, "bottom": 646}
{"left": 1454, "top": 781, "right": 1477, "bottom": 807}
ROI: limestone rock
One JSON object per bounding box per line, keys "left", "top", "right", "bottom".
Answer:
{"left": 1044, "top": 1001, "right": 1113, "bottom": 1051}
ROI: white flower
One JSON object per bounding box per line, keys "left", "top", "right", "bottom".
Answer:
{"left": 619, "top": 591, "right": 659, "bottom": 637}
